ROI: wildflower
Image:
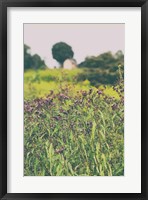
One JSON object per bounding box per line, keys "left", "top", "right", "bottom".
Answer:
{"left": 59, "top": 94, "right": 69, "bottom": 100}
{"left": 24, "top": 104, "right": 33, "bottom": 113}
{"left": 82, "top": 91, "right": 87, "bottom": 96}
{"left": 112, "top": 103, "right": 118, "bottom": 110}
{"left": 98, "top": 90, "right": 103, "bottom": 95}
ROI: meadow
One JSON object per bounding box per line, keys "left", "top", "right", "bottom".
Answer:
{"left": 24, "top": 68, "right": 124, "bottom": 176}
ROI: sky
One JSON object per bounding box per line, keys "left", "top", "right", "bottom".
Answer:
{"left": 24, "top": 24, "right": 124, "bottom": 68}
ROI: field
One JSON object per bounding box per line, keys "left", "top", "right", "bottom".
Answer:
{"left": 24, "top": 68, "right": 124, "bottom": 176}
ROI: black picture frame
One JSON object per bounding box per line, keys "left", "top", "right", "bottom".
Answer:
{"left": 0, "top": 0, "right": 148, "bottom": 199}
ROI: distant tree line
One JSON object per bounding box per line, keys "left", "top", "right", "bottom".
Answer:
{"left": 76, "top": 51, "right": 124, "bottom": 86}
{"left": 78, "top": 50, "right": 124, "bottom": 72}
{"left": 24, "top": 44, "right": 46, "bottom": 70}
{"left": 24, "top": 42, "right": 124, "bottom": 85}
{"left": 24, "top": 42, "right": 124, "bottom": 77}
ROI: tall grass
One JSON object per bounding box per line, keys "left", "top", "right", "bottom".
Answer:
{"left": 24, "top": 68, "right": 124, "bottom": 176}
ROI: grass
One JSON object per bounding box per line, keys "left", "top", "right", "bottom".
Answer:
{"left": 24, "top": 68, "right": 124, "bottom": 176}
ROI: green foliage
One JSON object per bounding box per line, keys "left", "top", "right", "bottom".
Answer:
{"left": 24, "top": 68, "right": 124, "bottom": 176}
{"left": 24, "top": 69, "right": 120, "bottom": 100}
{"left": 24, "top": 44, "right": 46, "bottom": 70}
{"left": 52, "top": 42, "right": 74, "bottom": 65}
{"left": 24, "top": 67, "right": 123, "bottom": 99}
{"left": 76, "top": 68, "right": 118, "bottom": 86}
{"left": 79, "top": 51, "right": 124, "bottom": 72}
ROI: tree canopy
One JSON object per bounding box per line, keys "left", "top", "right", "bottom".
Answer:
{"left": 24, "top": 44, "right": 46, "bottom": 70}
{"left": 52, "top": 42, "right": 74, "bottom": 65}
{"left": 78, "top": 50, "right": 124, "bottom": 72}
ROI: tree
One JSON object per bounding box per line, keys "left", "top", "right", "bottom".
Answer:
{"left": 32, "top": 54, "right": 45, "bottom": 70}
{"left": 24, "top": 44, "right": 32, "bottom": 70}
{"left": 24, "top": 44, "right": 46, "bottom": 70}
{"left": 78, "top": 51, "right": 124, "bottom": 71}
{"left": 115, "top": 50, "right": 124, "bottom": 65}
{"left": 52, "top": 42, "right": 74, "bottom": 65}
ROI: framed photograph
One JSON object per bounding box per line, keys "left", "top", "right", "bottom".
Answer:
{"left": 0, "top": 0, "right": 147, "bottom": 199}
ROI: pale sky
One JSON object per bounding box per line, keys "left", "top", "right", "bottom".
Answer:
{"left": 24, "top": 24, "right": 124, "bottom": 68}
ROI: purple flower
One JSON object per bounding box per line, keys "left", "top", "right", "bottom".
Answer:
{"left": 98, "top": 90, "right": 103, "bottom": 95}
{"left": 112, "top": 103, "right": 118, "bottom": 110}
